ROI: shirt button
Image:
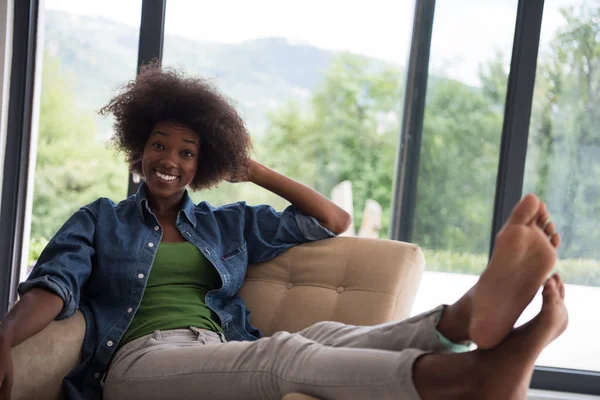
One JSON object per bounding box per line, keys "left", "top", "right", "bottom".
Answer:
{"left": 148, "top": 242, "right": 154, "bottom": 248}
{"left": 94, "top": 372, "right": 101, "bottom": 379}
{"left": 154, "top": 226, "right": 160, "bottom": 231}
{"left": 138, "top": 273, "right": 144, "bottom": 279}
{"left": 107, "top": 341, "right": 113, "bottom": 347}
{"left": 127, "top": 307, "right": 133, "bottom": 313}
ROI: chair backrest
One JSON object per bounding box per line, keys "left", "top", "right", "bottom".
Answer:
{"left": 239, "top": 236, "right": 425, "bottom": 336}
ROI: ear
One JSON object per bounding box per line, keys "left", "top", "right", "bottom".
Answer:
{"left": 129, "top": 153, "right": 144, "bottom": 176}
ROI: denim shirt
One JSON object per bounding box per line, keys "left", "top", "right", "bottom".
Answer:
{"left": 18, "top": 184, "right": 336, "bottom": 400}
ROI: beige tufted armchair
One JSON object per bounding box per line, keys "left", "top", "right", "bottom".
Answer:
{"left": 10, "top": 236, "right": 425, "bottom": 400}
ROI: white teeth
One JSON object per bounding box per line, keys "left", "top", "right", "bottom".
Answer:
{"left": 155, "top": 171, "right": 178, "bottom": 181}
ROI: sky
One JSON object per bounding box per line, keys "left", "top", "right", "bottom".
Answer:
{"left": 43, "top": 0, "right": 580, "bottom": 86}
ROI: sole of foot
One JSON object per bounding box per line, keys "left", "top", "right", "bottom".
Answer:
{"left": 476, "top": 274, "right": 568, "bottom": 400}
{"left": 469, "top": 194, "right": 561, "bottom": 349}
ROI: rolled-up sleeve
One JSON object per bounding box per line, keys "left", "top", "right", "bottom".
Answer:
{"left": 18, "top": 206, "right": 96, "bottom": 320}
{"left": 243, "top": 203, "right": 336, "bottom": 265}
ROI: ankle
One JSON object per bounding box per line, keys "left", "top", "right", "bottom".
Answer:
{"left": 437, "top": 294, "right": 472, "bottom": 343}
{"left": 413, "top": 352, "right": 481, "bottom": 400}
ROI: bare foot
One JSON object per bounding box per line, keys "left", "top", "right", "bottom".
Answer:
{"left": 469, "top": 194, "right": 561, "bottom": 349}
{"left": 476, "top": 274, "right": 568, "bottom": 399}
{"left": 414, "top": 275, "right": 568, "bottom": 400}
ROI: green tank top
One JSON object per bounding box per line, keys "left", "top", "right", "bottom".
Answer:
{"left": 120, "top": 241, "right": 223, "bottom": 346}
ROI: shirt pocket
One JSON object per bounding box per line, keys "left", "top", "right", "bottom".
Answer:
{"left": 222, "top": 241, "right": 247, "bottom": 262}
{"left": 221, "top": 242, "right": 248, "bottom": 294}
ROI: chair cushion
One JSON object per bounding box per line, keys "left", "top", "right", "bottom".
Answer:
{"left": 239, "top": 236, "right": 424, "bottom": 336}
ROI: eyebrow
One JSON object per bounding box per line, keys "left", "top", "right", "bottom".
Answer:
{"left": 152, "top": 130, "right": 200, "bottom": 149}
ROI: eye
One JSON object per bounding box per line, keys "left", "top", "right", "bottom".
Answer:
{"left": 152, "top": 142, "right": 165, "bottom": 150}
{"left": 182, "top": 150, "right": 195, "bottom": 158}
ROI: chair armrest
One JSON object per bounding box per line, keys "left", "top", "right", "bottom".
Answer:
{"left": 11, "top": 310, "right": 85, "bottom": 400}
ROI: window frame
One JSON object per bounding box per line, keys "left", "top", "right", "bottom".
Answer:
{"left": 0, "top": 0, "right": 39, "bottom": 313}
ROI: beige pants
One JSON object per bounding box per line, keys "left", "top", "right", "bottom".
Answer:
{"left": 103, "top": 306, "right": 449, "bottom": 400}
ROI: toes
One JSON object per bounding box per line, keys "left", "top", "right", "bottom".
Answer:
{"left": 542, "top": 276, "right": 558, "bottom": 300}
{"left": 544, "top": 275, "right": 557, "bottom": 291}
{"left": 555, "top": 274, "right": 566, "bottom": 299}
{"left": 550, "top": 232, "right": 561, "bottom": 248}
{"left": 534, "top": 202, "right": 561, "bottom": 248}
{"left": 543, "top": 221, "right": 556, "bottom": 236}
{"left": 536, "top": 203, "right": 552, "bottom": 231}
{"left": 536, "top": 202, "right": 549, "bottom": 226}
{"left": 508, "top": 194, "right": 541, "bottom": 225}
{"left": 544, "top": 274, "right": 565, "bottom": 300}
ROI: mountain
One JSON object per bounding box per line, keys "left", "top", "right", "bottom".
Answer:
{"left": 43, "top": 10, "right": 361, "bottom": 135}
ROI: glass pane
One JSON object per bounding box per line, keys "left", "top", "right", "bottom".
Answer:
{"left": 522, "top": 0, "right": 600, "bottom": 372}
{"left": 411, "top": 0, "right": 517, "bottom": 313}
{"left": 23, "top": 1, "right": 142, "bottom": 282}
{"left": 163, "top": 0, "right": 415, "bottom": 238}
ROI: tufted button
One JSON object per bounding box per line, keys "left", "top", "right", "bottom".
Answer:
{"left": 285, "top": 282, "right": 294, "bottom": 289}
{"left": 336, "top": 286, "right": 345, "bottom": 294}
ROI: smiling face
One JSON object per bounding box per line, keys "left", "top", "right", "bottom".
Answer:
{"left": 141, "top": 122, "right": 201, "bottom": 202}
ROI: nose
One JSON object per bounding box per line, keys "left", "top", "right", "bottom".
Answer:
{"left": 158, "top": 152, "right": 178, "bottom": 170}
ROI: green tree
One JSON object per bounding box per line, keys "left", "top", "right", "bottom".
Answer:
{"left": 524, "top": 3, "right": 600, "bottom": 260}
{"left": 261, "top": 52, "right": 505, "bottom": 253}
{"left": 30, "top": 54, "right": 128, "bottom": 260}
{"left": 413, "top": 78, "right": 503, "bottom": 253}
{"left": 261, "top": 54, "right": 404, "bottom": 235}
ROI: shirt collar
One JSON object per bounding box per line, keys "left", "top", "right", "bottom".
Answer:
{"left": 135, "top": 183, "right": 197, "bottom": 228}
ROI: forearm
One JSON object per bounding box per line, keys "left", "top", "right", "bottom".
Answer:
{"left": 249, "top": 162, "right": 351, "bottom": 234}
{"left": 0, "top": 288, "right": 63, "bottom": 348}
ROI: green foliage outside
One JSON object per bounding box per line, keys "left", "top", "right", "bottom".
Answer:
{"left": 422, "top": 248, "right": 600, "bottom": 287}
{"left": 30, "top": 54, "right": 128, "bottom": 262}
{"left": 30, "top": 4, "right": 600, "bottom": 288}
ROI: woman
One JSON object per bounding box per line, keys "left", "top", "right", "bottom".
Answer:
{"left": 0, "top": 65, "right": 566, "bottom": 400}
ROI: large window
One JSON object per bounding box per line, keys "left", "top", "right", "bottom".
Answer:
{"left": 409, "top": 0, "right": 517, "bottom": 317}
{"left": 522, "top": 0, "right": 600, "bottom": 372}
{"left": 163, "top": 0, "right": 415, "bottom": 238}
{"left": 22, "top": 0, "right": 142, "bottom": 282}
{"left": 410, "top": 0, "right": 516, "bottom": 273}
{"left": 410, "top": 0, "right": 600, "bottom": 376}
